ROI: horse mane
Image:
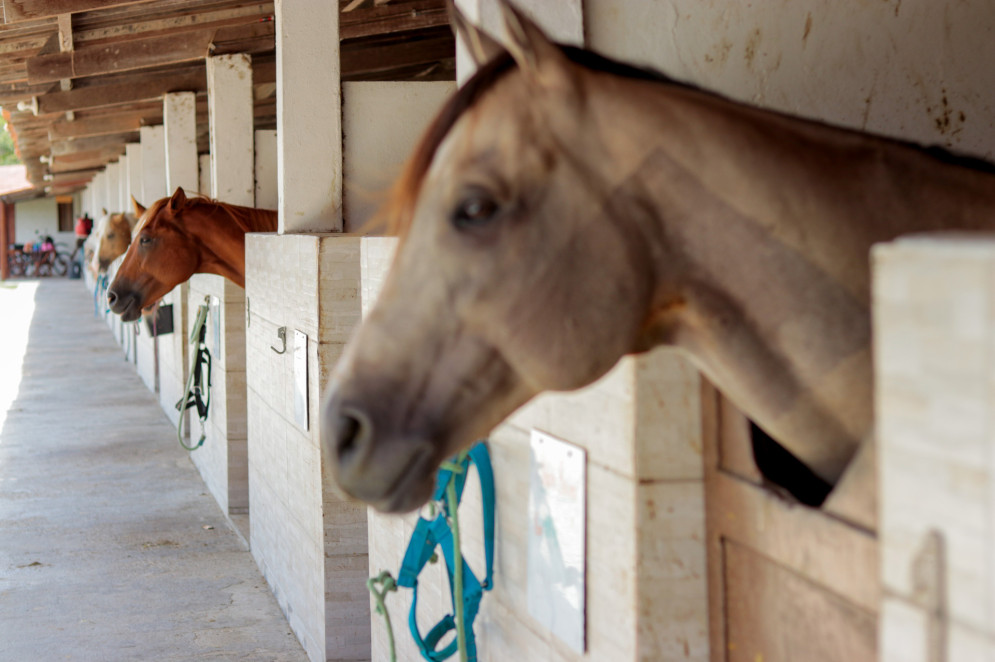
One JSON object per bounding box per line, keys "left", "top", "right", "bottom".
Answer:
{"left": 377, "top": 44, "right": 995, "bottom": 239}
{"left": 141, "top": 193, "right": 278, "bottom": 233}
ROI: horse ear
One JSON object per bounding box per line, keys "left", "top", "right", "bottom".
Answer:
{"left": 168, "top": 187, "right": 187, "bottom": 213}
{"left": 448, "top": 0, "right": 504, "bottom": 68}
{"left": 131, "top": 195, "right": 146, "bottom": 216}
{"left": 496, "top": 0, "right": 573, "bottom": 87}
{"left": 102, "top": 207, "right": 108, "bottom": 216}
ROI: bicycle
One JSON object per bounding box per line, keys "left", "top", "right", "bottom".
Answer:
{"left": 6, "top": 243, "right": 28, "bottom": 277}
{"left": 17, "top": 239, "right": 71, "bottom": 278}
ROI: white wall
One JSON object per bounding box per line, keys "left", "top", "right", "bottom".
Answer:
{"left": 14, "top": 197, "right": 74, "bottom": 247}
{"left": 584, "top": 0, "right": 995, "bottom": 160}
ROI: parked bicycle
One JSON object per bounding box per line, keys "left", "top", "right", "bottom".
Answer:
{"left": 6, "top": 238, "right": 71, "bottom": 277}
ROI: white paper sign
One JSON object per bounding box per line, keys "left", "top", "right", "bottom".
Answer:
{"left": 293, "top": 329, "right": 308, "bottom": 430}
{"left": 527, "top": 429, "right": 586, "bottom": 652}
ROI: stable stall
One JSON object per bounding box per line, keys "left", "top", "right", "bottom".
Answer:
{"left": 2, "top": 1, "right": 994, "bottom": 662}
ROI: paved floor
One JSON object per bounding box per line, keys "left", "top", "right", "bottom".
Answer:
{"left": 0, "top": 279, "right": 308, "bottom": 662}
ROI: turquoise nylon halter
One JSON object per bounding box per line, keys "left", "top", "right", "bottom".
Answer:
{"left": 396, "top": 441, "right": 495, "bottom": 662}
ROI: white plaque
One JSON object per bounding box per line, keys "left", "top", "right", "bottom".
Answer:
{"left": 527, "top": 429, "right": 586, "bottom": 652}
{"left": 293, "top": 329, "right": 308, "bottom": 430}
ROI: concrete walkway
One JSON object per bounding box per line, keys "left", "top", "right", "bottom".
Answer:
{"left": 0, "top": 279, "right": 308, "bottom": 662}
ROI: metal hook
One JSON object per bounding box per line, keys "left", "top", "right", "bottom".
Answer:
{"left": 270, "top": 326, "right": 287, "bottom": 354}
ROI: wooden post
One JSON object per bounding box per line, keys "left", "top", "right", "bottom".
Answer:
{"left": 139, "top": 125, "right": 166, "bottom": 204}
{"left": 207, "top": 55, "right": 253, "bottom": 205}
{"left": 275, "top": 0, "right": 341, "bottom": 233}
{"left": 0, "top": 201, "right": 10, "bottom": 281}
{"left": 104, "top": 161, "right": 118, "bottom": 212}
{"left": 116, "top": 155, "right": 127, "bottom": 212}
{"left": 254, "top": 129, "right": 277, "bottom": 209}
{"left": 159, "top": 90, "right": 198, "bottom": 429}
{"left": 164, "top": 91, "right": 198, "bottom": 196}
{"left": 125, "top": 143, "right": 141, "bottom": 206}
{"left": 198, "top": 154, "right": 211, "bottom": 198}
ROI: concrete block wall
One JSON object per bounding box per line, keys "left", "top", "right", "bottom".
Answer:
{"left": 342, "top": 81, "right": 456, "bottom": 230}
{"left": 246, "top": 233, "right": 370, "bottom": 662}
{"left": 362, "top": 238, "right": 709, "bottom": 661}
{"left": 584, "top": 0, "right": 995, "bottom": 161}
{"left": 157, "top": 284, "right": 188, "bottom": 427}
{"left": 186, "top": 274, "right": 249, "bottom": 517}
{"left": 874, "top": 236, "right": 995, "bottom": 661}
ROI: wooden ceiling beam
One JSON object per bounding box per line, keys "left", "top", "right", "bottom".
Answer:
{"left": 27, "top": 28, "right": 213, "bottom": 83}
{"left": 36, "top": 66, "right": 206, "bottom": 113}
{"left": 49, "top": 130, "right": 136, "bottom": 155}
{"left": 50, "top": 146, "right": 124, "bottom": 171}
{"left": 73, "top": 3, "right": 273, "bottom": 47}
{"left": 49, "top": 112, "right": 141, "bottom": 140}
{"left": 3, "top": 0, "right": 154, "bottom": 24}
{"left": 27, "top": 21, "right": 275, "bottom": 83}
{"left": 340, "top": 29, "right": 454, "bottom": 79}
{"left": 340, "top": 0, "right": 448, "bottom": 41}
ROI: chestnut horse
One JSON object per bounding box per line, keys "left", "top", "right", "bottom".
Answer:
{"left": 91, "top": 210, "right": 138, "bottom": 274}
{"left": 322, "top": 3, "right": 995, "bottom": 524}
{"left": 106, "top": 187, "right": 278, "bottom": 322}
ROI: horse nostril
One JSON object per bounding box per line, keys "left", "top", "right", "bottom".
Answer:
{"left": 106, "top": 289, "right": 118, "bottom": 307}
{"left": 333, "top": 407, "right": 372, "bottom": 471}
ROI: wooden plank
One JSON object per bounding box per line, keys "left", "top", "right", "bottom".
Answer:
{"left": 26, "top": 28, "right": 213, "bottom": 83}
{"left": 36, "top": 67, "right": 206, "bottom": 113}
{"left": 339, "top": 0, "right": 447, "bottom": 40}
{"left": 72, "top": 3, "right": 272, "bottom": 47}
{"left": 724, "top": 541, "right": 876, "bottom": 662}
{"left": 49, "top": 113, "right": 140, "bottom": 139}
{"left": 702, "top": 381, "right": 879, "bottom": 662}
{"left": 50, "top": 130, "right": 135, "bottom": 155}
{"left": 3, "top": 0, "right": 153, "bottom": 24}
{"left": 340, "top": 29, "right": 454, "bottom": 79}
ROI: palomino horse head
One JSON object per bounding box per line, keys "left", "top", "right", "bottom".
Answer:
{"left": 91, "top": 210, "right": 136, "bottom": 274}
{"left": 107, "top": 187, "right": 203, "bottom": 322}
{"left": 323, "top": 4, "right": 664, "bottom": 512}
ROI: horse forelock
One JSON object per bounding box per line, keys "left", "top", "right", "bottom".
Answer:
{"left": 374, "top": 52, "right": 518, "bottom": 239}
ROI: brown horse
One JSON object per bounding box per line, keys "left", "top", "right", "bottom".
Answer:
{"left": 106, "top": 187, "right": 278, "bottom": 322}
{"left": 322, "top": 3, "right": 995, "bottom": 521}
{"left": 91, "top": 210, "right": 138, "bottom": 274}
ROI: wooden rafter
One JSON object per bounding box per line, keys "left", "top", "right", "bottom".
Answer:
{"left": 2, "top": 0, "right": 154, "bottom": 24}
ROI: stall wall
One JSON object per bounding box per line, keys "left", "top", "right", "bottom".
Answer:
{"left": 584, "top": 0, "right": 994, "bottom": 160}
{"left": 875, "top": 237, "right": 995, "bottom": 661}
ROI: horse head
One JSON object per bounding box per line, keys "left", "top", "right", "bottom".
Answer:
{"left": 107, "top": 187, "right": 201, "bottom": 322}
{"left": 322, "top": 3, "right": 662, "bottom": 512}
{"left": 91, "top": 211, "right": 136, "bottom": 274}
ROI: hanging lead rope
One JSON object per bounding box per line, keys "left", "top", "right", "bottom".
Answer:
{"left": 176, "top": 296, "right": 212, "bottom": 451}
{"left": 368, "top": 441, "right": 495, "bottom": 662}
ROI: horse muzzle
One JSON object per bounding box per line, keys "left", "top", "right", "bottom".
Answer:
{"left": 106, "top": 287, "right": 143, "bottom": 322}
{"left": 321, "top": 394, "right": 438, "bottom": 513}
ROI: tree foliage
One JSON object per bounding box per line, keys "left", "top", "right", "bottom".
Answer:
{"left": 0, "top": 113, "right": 21, "bottom": 165}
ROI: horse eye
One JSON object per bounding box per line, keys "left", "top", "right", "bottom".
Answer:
{"left": 138, "top": 236, "right": 152, "bottom": 247}
{"left": 452, "top": 195, "right": 499, "bottom": 230}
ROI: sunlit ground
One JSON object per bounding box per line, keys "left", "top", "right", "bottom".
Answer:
{"left": 0, "top": 280, "right": 38, "bottom": 434}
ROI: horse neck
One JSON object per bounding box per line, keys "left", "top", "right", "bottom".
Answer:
{"left": 587, "top": 74, "right": 995, "bottom": 482}
{"left": 592, "top": 75, "right": 995, "bottom": 306}
{"left": 180, "top": 203, "right": 253, "bottom": 286}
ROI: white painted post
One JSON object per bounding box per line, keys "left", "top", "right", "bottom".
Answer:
{"left": 104, "top": 162, "right": 119, "bottom": 213}
{"left": 275, "top": 0, "right": 341, "bottom": 232}
{"left": 116, "top": 156, "right": 128, "bottom": 212}
{"left": 125, "top": 143, "right": 142, "bottom": 208}
{"left": 140, "top": 125, "right": 167, "bottom": 205}
{"left": 164, "top": 92, "right": 199, "bottom": 196}
{"left": 254, "top": 129, "right": 278, "bottom": 210}
{"left": 198, "top": 154, "right": 212, "bottom": 198}
{"left": 207, "top": 55, "right": 254, "bottom": 205}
